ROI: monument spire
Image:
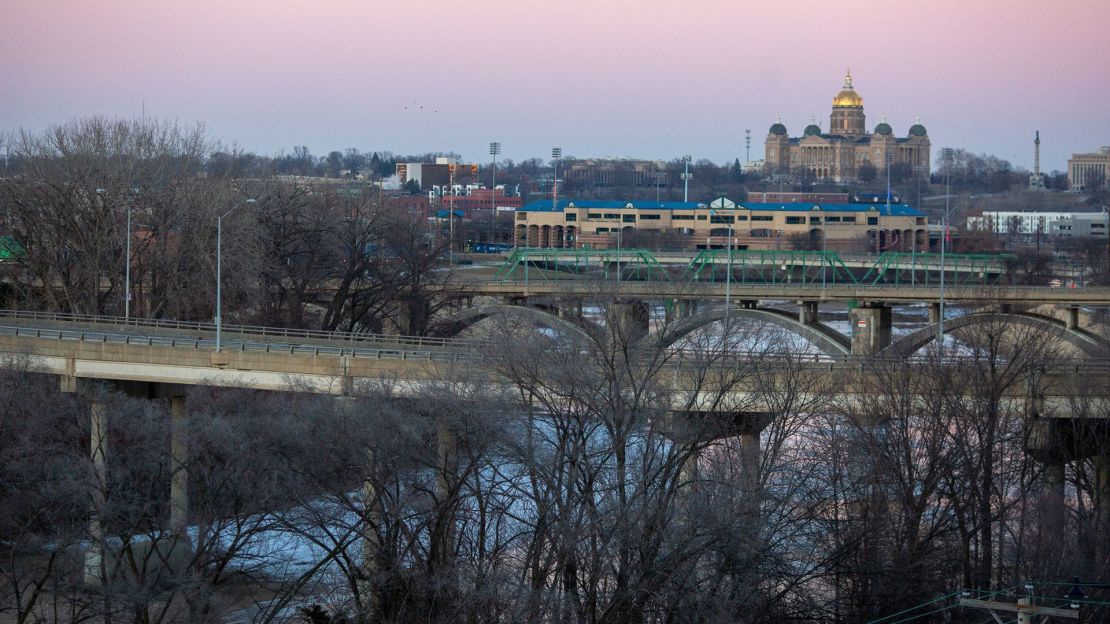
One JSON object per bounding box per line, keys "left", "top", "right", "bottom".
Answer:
{"left": 1029, "top": 130, "right": 1046, "bottom": 189}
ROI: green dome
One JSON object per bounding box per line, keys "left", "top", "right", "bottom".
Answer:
{"left": 804, "top": 124, "right": 821, "bottom": 136}
{"left": 769, "top": 123, "right": 787, "bottom": 136}
{"left": 909, "top": 123, "right": 927, "bottom": 137}
{"left": 874, "top": 122, "right": 893, "bottom": 135}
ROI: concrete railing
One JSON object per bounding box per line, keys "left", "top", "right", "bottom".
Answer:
{"left": 0, "top": 309, "right": 486, "bottom": 351}
{"left": 4, "top": 320, "right": 1110, "bottom": 377}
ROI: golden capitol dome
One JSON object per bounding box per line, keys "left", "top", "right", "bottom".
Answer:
{"left": 832, "top": 70, "right": 863, "bottom": 108}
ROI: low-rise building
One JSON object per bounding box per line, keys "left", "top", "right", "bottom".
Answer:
{"left": 514, "top": 197, "right": 926, "bottom": 251}
{"left": 966, "top": 210, "right": 1108, "bottom": 238}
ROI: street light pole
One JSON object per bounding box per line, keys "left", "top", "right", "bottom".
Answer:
{"left": 939, "top": 148, "right": 953, "bottom": 352}
{"left": 216, "top": 198, "right": 256, "bottom": 353}
{"left": 125, "top": 206, "right": 132, "bottom": 319}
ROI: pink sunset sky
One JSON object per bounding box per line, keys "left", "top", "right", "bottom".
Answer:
{"left": 2, "top": 0, "right": 1108, "bottom": 172}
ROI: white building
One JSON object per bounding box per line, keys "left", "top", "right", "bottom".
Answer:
{"left": 966, "top": 211, "right": 1108, "bottom": 238}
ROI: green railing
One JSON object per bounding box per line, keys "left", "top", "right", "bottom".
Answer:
{"left": 687, "top": 249, "right": 858, "bottom": 285}
{"left": 493, "top": 248, "right": 1017, "bottom": 286}
{"left": 860, "top": 252, "right": 1014, "bottom": 285}
{"left": 493, "top": 248, "right": 671, "bottom": 282}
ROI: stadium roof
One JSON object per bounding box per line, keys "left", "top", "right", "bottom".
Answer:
{"left": 520, "top": 199, "right": 924, "bottom": 216}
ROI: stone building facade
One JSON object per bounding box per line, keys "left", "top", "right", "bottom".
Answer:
{"left": 1067, "top": 147, "right": 1110, "bottom": 191}
{"left": 765, "top": 72, "right": 931, "bottom": 182}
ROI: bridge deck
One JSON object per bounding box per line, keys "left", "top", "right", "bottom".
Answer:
{"left": 2, "top": 317, "right": 1107, "bottom": 415}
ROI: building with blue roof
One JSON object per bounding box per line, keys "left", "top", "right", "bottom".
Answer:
{"left": 515, "top": 195, "right": 927, "bottom": 252}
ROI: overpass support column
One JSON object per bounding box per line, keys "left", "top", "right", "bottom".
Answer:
{"left": 799, "top": 301, "right": 819, "bottom": 326}
{"left": 360, "top": 445, "right": 383, "bottom": 619}
{"left": 86, "top": 390, "right": 109, "bottom": 585}
{"left": 434, "top": 423, "right": 458, "bottom": 574}
{"left": 1097, "top": 453, "right": 1110, "bottom": 566}
{"left": 169, "top": 395, "right": 188, "bottom": 533}
{"left": 850, "top": 304, "right": 892, "bottom": 356}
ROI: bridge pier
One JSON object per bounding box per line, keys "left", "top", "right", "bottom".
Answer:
{"left": 434, "top": 422, "right": 458, "bottom": 573}
{"left": 613, "top": 300, "right": 650, "bottom": 341}
{"left": 169, "top": 394, "right": 189, "bottom": 533}
{"left": 1066, "top": 306, "right": 1080, "bottom": 331}
{"left": 86, "top": 386, "right": 110, "bottom": 585}
{"left": 799, "top": 301, "right": 819, "bottom": 326}
{"left": 1097, "top": 453, "right": 1110, "bottom": 567}
{"left": 850, "top": 304, "right": 892, "bottom": 356}
{"left": 928, "top": 302, "right": 941, "bottom": 325}
{"left": 360, "top": 444, "right": 383, "bottom": 618}
{"left": 60, "top": 379, "right": 193, "bottom": 584}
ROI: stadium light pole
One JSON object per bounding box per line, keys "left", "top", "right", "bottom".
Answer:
{"left": 489, "top": 142, "right": 500, "bottom": 246}
{"left": 682, "top": 154, "right": 693, "bottom": 202}
{"left": 939, "top": 147, "right": 953, "bottom": 353}
{"left": 552, "top": 147, "right": 562, "bottom": 212}
{"left": 216, "top": 198, "right": 256, "bottom": 353}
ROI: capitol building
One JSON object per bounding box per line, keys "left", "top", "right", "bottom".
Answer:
{"left": 764, "top": 72, "right": 931, "bottom": 183}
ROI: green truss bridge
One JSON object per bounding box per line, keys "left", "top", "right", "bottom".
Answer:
{"left": 491, "top": 248, "right": 1016, "bottom": 287}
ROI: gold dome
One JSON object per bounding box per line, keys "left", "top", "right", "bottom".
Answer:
{"left": 832, "top": 70, "right": 863, "bottom": 107}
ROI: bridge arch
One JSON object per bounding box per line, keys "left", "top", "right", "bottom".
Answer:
{"left": 436, "top": 303, "right": 596, "bottom": 342}
{"left": 882, "top": 312, "right": 1110, "bottom": 357}
{"left": 648, "top": 306, "right": 851, "bottom": 358}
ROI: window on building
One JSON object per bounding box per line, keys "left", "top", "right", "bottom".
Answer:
{"left": 623, "top": 214, "right": 635, "bottom": 223}
{"left": 810, "top": 216, "right": 821, "bottom": 224}
{"left": 673, "top": 214, "right": 694, "bottom": 220}
{"left": 596, "top": 227, "right": 609, "bottom": 233}
{"left": 842, "top": 216, "right": 856, "bottom": 223}
{"left": 751, "top": 215, "right": 774, "bottom": 222}
{"left": 866, "top": 216, "right": 877, "bottom": 225}
{"left": 786, "top": 216, "right": 804, "bottom": 224}
{"left": 640, "top": 213, "right": 661, "bottom": 220}
{"left": 710, "top": 215, "right": 735, "bottom": 224}
{"left": 565, "top": 213, "right": 577, "bottom": 222}
{"left": 588, "top": 213, "right": 602, "bottom": 219}
{"left": 736, "top": 215, "right": 748, "bottom": 221}
{"left": 697, "top": 215, "right": 707, "bottom": 220}
{"left": 604, "top": 213, "right": 620, "bottom": 219}
{"left": 826, "top": 216, "right": 841, "bottom": 222}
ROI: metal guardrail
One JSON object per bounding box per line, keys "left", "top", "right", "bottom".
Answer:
{"left": 0, "top": 324, "right": 482, "bottom": 363}
{"left": 0, "top": 308, "right": 485, "bottom": 351}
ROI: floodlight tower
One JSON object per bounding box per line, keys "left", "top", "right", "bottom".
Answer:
{"left": 551, "top": 147, "right": 562, "bottom": 211}
{"left": 681, "top": 154, "right": 693, "bottom": 202}
{"left": 489, "top": 141, "right": 500, "bottom": 244}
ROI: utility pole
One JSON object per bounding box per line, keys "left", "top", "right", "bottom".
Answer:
{"left": 745, "top": 129, "right": 751, "bottom": 163}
